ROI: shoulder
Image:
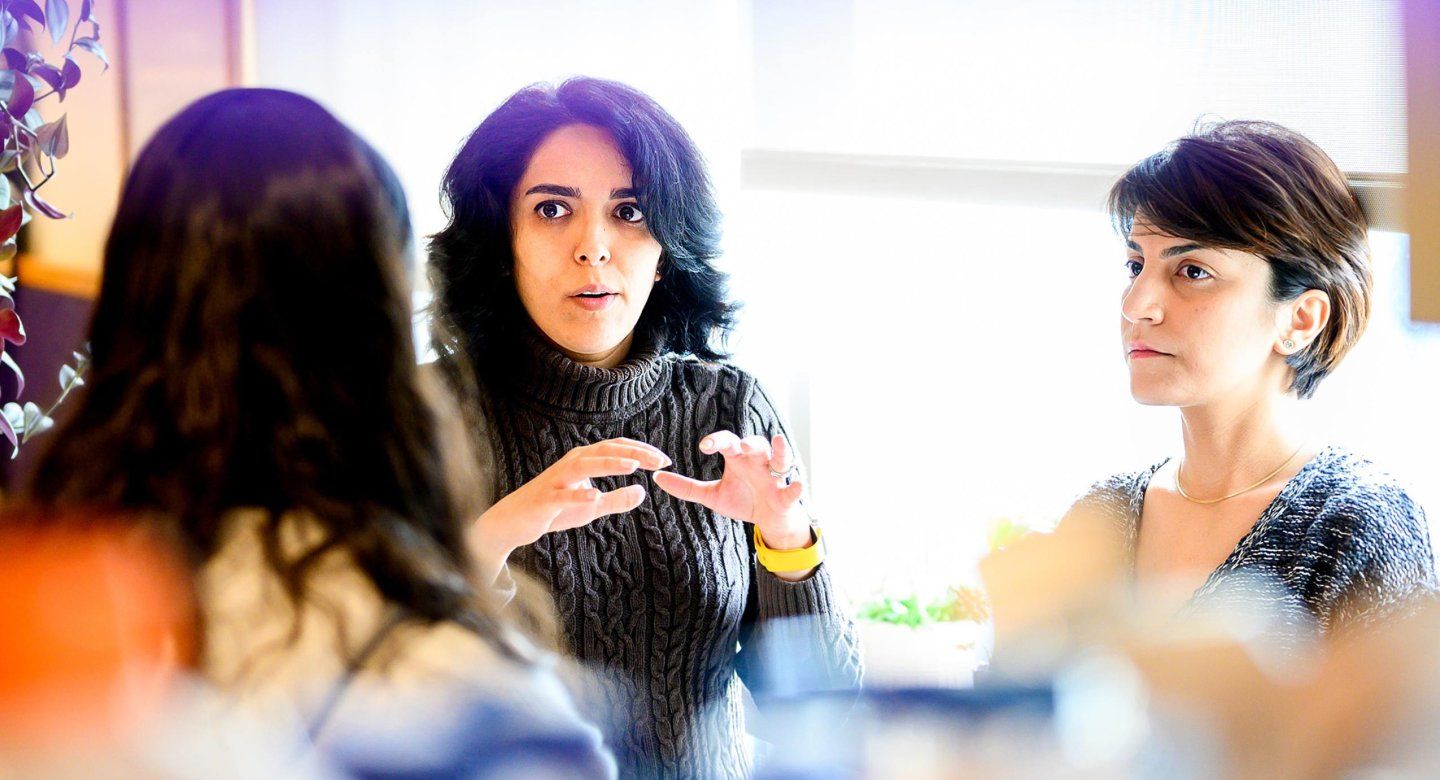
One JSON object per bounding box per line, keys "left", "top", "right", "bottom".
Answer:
{"left": 1064, "top": 461, "right": 1166, "bottom": 525}
{"left": 666, "top": 354, "right": 754, "bottom": 391}
{"left": 666, "top": 356, "right": 769, "bottom": 410}
{"left": 1297, "top": 447, "right": 1431, "bottom": 559}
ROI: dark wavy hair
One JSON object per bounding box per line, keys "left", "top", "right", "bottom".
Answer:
{"left": 429, "top": 77, "right": 737, "bottom": 371}
{"left": 28, "top": 88, "right": 515, "bottom": 652}
{"left": 1108, "top": 120, "right": 1372, "bottom": 399}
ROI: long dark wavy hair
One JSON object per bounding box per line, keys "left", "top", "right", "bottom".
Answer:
{"left": 428, "top": 76, "right": 737, "bottom": 374}
{"left": 28, "top": 88, "right": 515, "bottom": 652}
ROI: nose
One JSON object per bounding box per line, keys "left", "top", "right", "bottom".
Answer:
{"left": 1121, "top": 269, "right": 1164, "bottom": 325}
{"left": 574, "top": 213, "right": 611, "bottom": 267}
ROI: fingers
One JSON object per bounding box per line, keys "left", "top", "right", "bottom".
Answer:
{"left": 559, "top": 456, "right": 645, "bottom": 482}
{"left": 699, "top": 430, "right": 772, "bottom": 460}
{"left": 651, "top": 470, "right": 721, "bottom": 506}
{"left": 567, "top": 438, "right": 671, "bottom": 470}
{"left": 769, "top": 434, "right": 794, "bottom": 475}
{"left": 594, "top": 484, "right": 647, "bottom": 517}
{"left": 780, "top": 478, "right": 805, "bottom": 505}
{"left": 699, "top": 430, "right": 741, "bottom": 456}
{"left": 549, "top": 484, "right": 646, "bottom": 532}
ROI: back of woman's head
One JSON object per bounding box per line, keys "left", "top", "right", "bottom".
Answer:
{"left": 31, "top": 88, "right": 495, "bottom": 636}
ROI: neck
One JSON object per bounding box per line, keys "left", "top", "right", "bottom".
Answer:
{"left": 1177, "top": 389, "right": 1305, "bottom": 495}
{"left": 546, "top": 331, "right": 635, "bottom": 370}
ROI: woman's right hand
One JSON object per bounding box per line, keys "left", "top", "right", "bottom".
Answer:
{"left": 470, "top": 437, "right": 671, "bottom": 582}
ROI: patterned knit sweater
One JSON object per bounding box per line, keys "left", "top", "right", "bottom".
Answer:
{"left": 481, "top": 335, "right": 862, "bottom": 779}
{"left": 1068, "top": 445, "right": 1437, "bottom": 645}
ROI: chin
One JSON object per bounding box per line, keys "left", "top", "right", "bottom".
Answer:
{"left": 1129, "top": 381, "right": 1185, "bottom": 407}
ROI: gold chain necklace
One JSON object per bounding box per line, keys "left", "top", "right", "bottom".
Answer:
{"left": 1175, "top": 444, "right": 1306, "bottom": 505}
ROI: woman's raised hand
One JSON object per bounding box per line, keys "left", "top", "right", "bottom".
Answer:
{"left": 652, "top": 431, "right": 811, "bottom": 551}
{"left": 470, "top": 437, "right": 671, "bottom": 581}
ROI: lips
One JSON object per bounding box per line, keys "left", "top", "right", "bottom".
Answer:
{"left": 569, "top": 284, "right": 619, "bottom": 311}
{"left": 1126, "top": 341, "right": 1172, "bottom": 358}
{"left": 570, "top": 284, "right": 617, "bottom": 299}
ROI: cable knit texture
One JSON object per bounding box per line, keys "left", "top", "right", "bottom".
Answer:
{"left": 483, "top": 334, "right": 862, "bottom": 779}
{"left": 1067, "top": 446, "right": 1437, "bottom": 646}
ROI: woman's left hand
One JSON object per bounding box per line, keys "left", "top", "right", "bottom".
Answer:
{"left": 652, "top": 431, "right": 813, "bottom": 552}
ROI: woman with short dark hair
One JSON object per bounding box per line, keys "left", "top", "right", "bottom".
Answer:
{"left": 1067, "top": 120, "right": 1435, "bottom": 644}
{"left": 26, "top": 88, "right": 610, "bottom": 775}
{"left": 431, "top": 77, "right": 861, "bottom": 777}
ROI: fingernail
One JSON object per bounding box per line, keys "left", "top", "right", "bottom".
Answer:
{"left": 700, "top": 440, "right": 712, "bottom": 452}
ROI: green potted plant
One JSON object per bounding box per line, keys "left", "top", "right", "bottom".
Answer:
{"left": 0, "top": 0, "right": 105, "bottom": 456}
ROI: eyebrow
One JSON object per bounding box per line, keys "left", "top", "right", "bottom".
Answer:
{"left": 1126, "top": 240, "right": 1206, "bottom": 258}
{"left": 523, "top": 184, "right": 579, "bottom": 198}
{"left": 521, "top": 184, "right": 639, "bottom": 200}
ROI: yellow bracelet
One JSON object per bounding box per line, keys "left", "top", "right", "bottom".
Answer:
{"left": 754, "top": 525, "right": 826, "bottom": 573}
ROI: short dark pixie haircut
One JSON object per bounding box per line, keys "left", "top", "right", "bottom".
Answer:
{"left": 1108, "top": 120, "right": 1372, "bottom": 399}
{"left": 429, "top": 77, "right": 737, "bottom": 369}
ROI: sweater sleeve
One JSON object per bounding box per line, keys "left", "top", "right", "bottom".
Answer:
{"left": 731, "top": 376, "right": 864, "bottom": 697}
{"left": 1301, "top": 478, "right": 1438, "bottom": 634}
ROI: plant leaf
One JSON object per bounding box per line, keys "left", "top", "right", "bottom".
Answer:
{"left": 1, "top": 350, "right": 23, "bottom": 396}
{"left": 73, "top": 37, "right": 107, "bottom": 70}
{"left": 37, "top": 114, "right": 67, "bottom": 158}
{"left": 2, "top": 14, "right": 18, "bottom": 51}
{"left": 21, "top": 400, "right": 40, "bottom": 429}
{"left": 2, "top": 48, "right": 26, "bottom": 71}
{"left": 1, "top": 403, "right": 19, "bottom": 452}
{"left": 0, "top": 204, "right": 22, "bottom": 243}
{"left": 12, "top": 0, "right": 45, "bottom": 28}
{"left": 81, "top": 0, "right": 93, "bottom": 22}
{"left": 22, "top": 186, "right": 67, "bottom": 219}
{"left": 0, "top": 308, "right": 24, "bottom": 346}
{"left": 45, "top": 0, "right": 68, "bottom": 45}
{"left": 59, "top": 363, "right": 76, "bottom": 388}
{"left": 34, "top": 63, "right": 63, "bottom": 92}
{"left": 5, "top": 71, "right": 33, "bottom": 119}
{"left": 61, "top": 55, "right": 80, "bottom": 89}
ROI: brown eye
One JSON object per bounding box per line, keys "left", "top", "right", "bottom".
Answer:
{"left": 615, "top": 203, "right": 644, "bottom": 224}
{"left": 1125, "top": 259, "right": 1143, "bottom": 278}
{"left": 536, "top": 201, "right": 571, "bottom": 220}
{"left": 1179, "top": 264, "right": 1212, "bottom": 280}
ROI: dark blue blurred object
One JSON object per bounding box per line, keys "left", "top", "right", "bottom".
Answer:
{"left": 753, "top": 684, "right": 1056, "bottom": 780}
{"left": 325, "top": 697, "right": 615, "bottom": 780}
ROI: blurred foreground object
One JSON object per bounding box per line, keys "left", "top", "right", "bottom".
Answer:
{"left": 979, "top": 513, "right": 1440, "bottom": 777}
{"left": 0, "top": 515, "right": 192, "bottom": 763}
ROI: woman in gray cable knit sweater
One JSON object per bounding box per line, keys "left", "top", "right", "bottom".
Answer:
{"left": 1068, "top": 120, "right": 1436, "bottom": 643}
{"left": 428, "top": 77, "right": 862, "bottom": 778}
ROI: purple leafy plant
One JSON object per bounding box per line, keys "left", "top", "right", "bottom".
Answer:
{"left": 0, "top": 0, "right": 104, "bottom": 456}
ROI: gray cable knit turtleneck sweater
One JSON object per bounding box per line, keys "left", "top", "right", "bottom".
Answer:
{"left": 481, "top": 334, "right": 862, "bottom": 779}
{"left": 1068, "top": 445, "right": 1437, "bottom": 648}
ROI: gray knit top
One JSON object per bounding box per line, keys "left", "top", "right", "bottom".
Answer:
{"left": 482, "top": 334, "right": 862, "bottom": 779}
{"left": 1069, "top": 446, "right": 1437, "bottom": 645}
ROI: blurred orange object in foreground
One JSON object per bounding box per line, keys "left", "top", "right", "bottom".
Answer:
{"left": 0, "top": 513, "right": 195, "bottom": 750}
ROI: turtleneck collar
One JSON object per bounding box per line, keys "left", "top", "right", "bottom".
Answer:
{"left": 505, "top": 328, "right": 671, "bottom": 417}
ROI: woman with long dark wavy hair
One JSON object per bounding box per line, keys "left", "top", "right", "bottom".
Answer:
{"left": 431, "top": 77, "right": 862, "bottom": 777}
{"left": 24, "top": 88, "right": 611, "bottom": 773}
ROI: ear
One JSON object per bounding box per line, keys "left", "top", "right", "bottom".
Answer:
{"left": 1277, "top": 289, "right": 1331, "bottom": 355}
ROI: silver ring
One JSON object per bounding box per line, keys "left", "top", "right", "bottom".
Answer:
{"left": 768, "top": 464, "right": 797, "bottom": 481}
